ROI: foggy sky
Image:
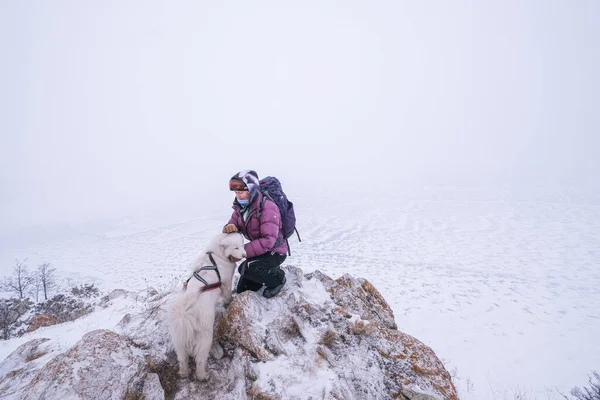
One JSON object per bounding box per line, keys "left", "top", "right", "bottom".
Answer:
{"left": 1, "top": 1, "right": 599, "bottom": 228}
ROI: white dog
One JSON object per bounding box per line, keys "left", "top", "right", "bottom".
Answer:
{"left": 168, "top": 232, "right": 246, "bottom": 380}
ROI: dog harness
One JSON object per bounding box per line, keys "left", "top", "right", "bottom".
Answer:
{"left": 184, "top": 252, "right": 222, "bottom": 293}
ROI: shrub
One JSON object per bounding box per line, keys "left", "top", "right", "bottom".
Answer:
{"left": 35, "top": 293, "right": 94, "bottom": 324}
{"left": 70, "top": 283, "right": 100, "bottom": 299}
{"left": 572, "top": 371, "right": 600, "bottom": 400}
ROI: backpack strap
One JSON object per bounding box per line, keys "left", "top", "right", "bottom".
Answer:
{"left": 257, "top": 192, "right": 274, "bottom": 219}
{"left": 257, "top": 194, "right": 266, "bottom": 220}
{"left": 258, "top": 192, "right": 291, "bottom": 255}
{"left": 294, "top": 227, "right": 301, "bottom": 242}
{"left": 284, "top": 228, "right": 301, "bottom": 257}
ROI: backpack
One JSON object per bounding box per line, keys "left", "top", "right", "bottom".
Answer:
{"left": 258, "top": 176, "right": 301, "bottom": 255}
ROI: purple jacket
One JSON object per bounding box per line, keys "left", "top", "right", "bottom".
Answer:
{"left": 228, "top": 192, "right": 288, "bottom": 258}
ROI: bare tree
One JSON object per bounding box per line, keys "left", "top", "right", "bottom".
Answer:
{"left": 33, "top": 275, "right": 40, "bottom": 302}
{"left": 6, "top": 259, "right": 34, "bottom": 299}
{"left": 38, "top": 262, "right": 56, "bottom": 301}
{"left": 572, "top": 371, "right": 600, "bottom": 400}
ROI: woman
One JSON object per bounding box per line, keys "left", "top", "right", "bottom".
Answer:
{"left": 223, "top": 170, "right": 287, "bottom": 298}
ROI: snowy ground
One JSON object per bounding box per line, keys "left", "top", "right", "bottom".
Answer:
{"left": 1, "top": 185, "right": 599, "bottom": 399}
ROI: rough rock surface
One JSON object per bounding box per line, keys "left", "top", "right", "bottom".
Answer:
{"left": 0, "top": 338, "right": 54, "bottom": 399}
{"left": 216, "top": 267, "right": 457, "bottom": 400}
{"left": 106, "top": 289, "right": 129, "bottom": 301}
{"left": 142, "top": 372, "right": 165, "bottom": 400}
{"left": 0, "top": 266, "right": 458, "bottom": 400}
{"left": 21, "top": 330, "right": 145, "bottom": 400}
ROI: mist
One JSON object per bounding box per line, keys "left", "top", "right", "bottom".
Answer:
{"left": 1, "top": 1, "right": 599, "bottom": 229}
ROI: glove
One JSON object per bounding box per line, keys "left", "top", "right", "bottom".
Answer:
{"left": 223, "top": 224, "right": 238, "bottom": 233}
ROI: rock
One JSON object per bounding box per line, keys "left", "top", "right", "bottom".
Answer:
{"left": 1, "top": 266, "right": 457, "bottom": 400}
{"left": 146, "top": 287, "right": 159, "bottom": 298}
{"left": 142, "top": 373, "right": 164, "bottom": 400}
{"left": 0, "top": 338, "right": 54, "bottom": 399}
{"left": 373, "top": 327, "right": 457, "bottom": 399}
{"left": 106, "top": 289, "right": 129, "bottom": 301}
{"left": 25, "top": 314, "right": 57, "bottom": 333}
{"left": 315, "top": 270, "right": 398, "bottom": 330}
{"left": 219, "top": 291, "right": 274, "bottom": 361}
{"left": 216, "top": 266, "right": 457, "bottom": 400}
{"left": 21, "top": 329, "right": 145, "bottom": 400}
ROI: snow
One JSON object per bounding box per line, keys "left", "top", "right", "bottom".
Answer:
{"left": 0, "top": 295, "right": 136, "bottom": 362}
{"left": 301, "top": 277, "right": 331, "bottom": 306}
{"left": 255, "top": 356, "right": 338, "bottom": 398}
{"left": 1, "top": 185, "right": 599, "bottom": 399}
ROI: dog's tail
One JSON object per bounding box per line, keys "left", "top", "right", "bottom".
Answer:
{"left": 168, "top": 298, "right": 198, "bottom": 349}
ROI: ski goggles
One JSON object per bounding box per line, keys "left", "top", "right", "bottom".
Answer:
{"left": 229, "top": 179, "right": 247, "bottom": 192}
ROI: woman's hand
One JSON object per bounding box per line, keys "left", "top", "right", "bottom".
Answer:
{"left": 223, "top": 224, "right": 238, "bottom": 233}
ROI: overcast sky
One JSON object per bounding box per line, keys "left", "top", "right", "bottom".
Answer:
{"left": 1, "top": 1, "right": 599, "bottom": 228}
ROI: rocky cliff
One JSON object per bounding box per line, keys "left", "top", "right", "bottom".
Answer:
{"left": 0, "top": 266, "right": 458, "bottom": 400}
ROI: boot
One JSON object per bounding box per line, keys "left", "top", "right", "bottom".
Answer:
{"left": 263, "top": 276, "right": 286, "bottom": 299}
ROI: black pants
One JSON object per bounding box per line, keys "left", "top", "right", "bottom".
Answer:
{"left": 236, "top": 252, "right": 286, "bottom": 293}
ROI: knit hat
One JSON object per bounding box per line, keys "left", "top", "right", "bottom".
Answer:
{"left": 229, "top": 170, "right": 260, "bottom": 200}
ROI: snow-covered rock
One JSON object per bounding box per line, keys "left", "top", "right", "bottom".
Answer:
{"left": 142, "top": 372, "right": 165, "bottom": 400}
{"left": 124, "top": 265, "right": 458, "bottom": 399}
{"left": 106, "top": 289, "right": 129, "bottom": 301}
{"left": 20, "top": 329, "right": 145, "bottom": 400}
{"left": 0, "top": 338, "right": 54, "bottom": 399}
{"left": 0, "top": 266, "right": 458, "bottom": 399}
{"left": 214, "top": 267, "right": 457, "bottom": 400}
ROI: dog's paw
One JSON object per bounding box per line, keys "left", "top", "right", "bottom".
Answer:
{"left": 195, "top": 369, "right": 209, "bottom": 381}
{"left": 211, "top": 343, "right": 224, "bottom": 360}
{"left": 178, "top": 367, "right": 190, "bottom": 378}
